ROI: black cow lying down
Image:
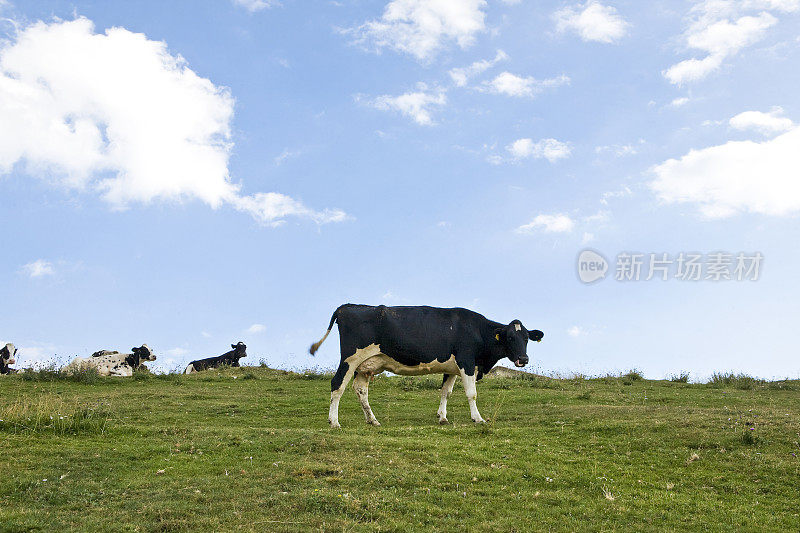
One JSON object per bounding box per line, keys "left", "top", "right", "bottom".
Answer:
{"left": 184, "top": 342, "right": 247, "bottom": 374}
{"left": 1, "top": 343, "right": 17, "bottom": 374}
{"left": 310, "top": 305, "right": 544, "bottom": 428}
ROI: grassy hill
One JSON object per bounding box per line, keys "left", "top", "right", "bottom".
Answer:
{"left": 1, "top": 367, "right": 799, "bottom": 532}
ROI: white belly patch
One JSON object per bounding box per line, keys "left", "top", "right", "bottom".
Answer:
{"left": 356, "top": 354, "right": 459, "bottom": 376}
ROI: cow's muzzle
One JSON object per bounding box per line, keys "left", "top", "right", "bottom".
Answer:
{"left": 514, "top": 358, "right": 528, "bottom": 368}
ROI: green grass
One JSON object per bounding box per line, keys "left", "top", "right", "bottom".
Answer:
{"left": 1, "top": 367, "right": 799, "bottom": 532}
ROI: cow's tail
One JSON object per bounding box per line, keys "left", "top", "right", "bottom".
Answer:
{"left": 309, "top": 307, "right": 339, "bottom": 355}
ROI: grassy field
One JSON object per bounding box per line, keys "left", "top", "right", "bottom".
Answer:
{"left": 1, "top": 367, "right": 799, "bottom": 532}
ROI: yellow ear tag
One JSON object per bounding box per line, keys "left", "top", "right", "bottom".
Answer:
{"left": 495, "top": 334, "right": 500, "bottom": 341}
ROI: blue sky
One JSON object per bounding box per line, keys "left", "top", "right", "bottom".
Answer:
{"left": 1, "top": 0, "right": 799, "bottom": 379}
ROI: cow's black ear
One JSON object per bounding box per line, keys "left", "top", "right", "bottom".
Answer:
{"left": 231, "top": 344, "right": 237, "bottom": 349}
{"left": 528, "top": 330, "right": 544, "bottom": 342}
{"left": 494, "top": 328, "right": 505, "bottom": 342}
{"left": 131, "top": 347, "right": 139, "bottom": 353}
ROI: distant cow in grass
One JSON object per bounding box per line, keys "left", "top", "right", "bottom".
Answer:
{"left": 64, "top": 344, "right": 156, "bottom": 377}
{"left": 184, "top": 342, "right": 247, "bottom": 374}
{"left": 309, "top": 304, "right": 544, "bottom": 428}
{"left": 1, "top": 343, "right": 17, "bottom": 374}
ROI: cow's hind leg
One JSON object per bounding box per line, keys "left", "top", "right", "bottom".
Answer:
{"left": 328, "top": 344, "right": 381, "bottom": 428}
{"left": 459, "top": 368, "right": 486, "bottom": 424}
{"left": 437, "top": 374, "right": 457, "bottom": 424}
{"left": 329, "top": 362, "right": 351, "bottom": 428}
{"left": 353, "top": 372, "right": 380, "bottom": 426}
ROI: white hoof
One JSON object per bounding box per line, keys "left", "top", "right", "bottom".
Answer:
{"left": 438, "top": 417, "right": 449, "bottom": 425}
{"left": 329, "top": 420, "right": 341, "bottom": 429}
{"left": 472, "top": 417, "right": 486, "bottom": 424}
{"left": 368, "top": 419, "right": 381, "bottom": 427}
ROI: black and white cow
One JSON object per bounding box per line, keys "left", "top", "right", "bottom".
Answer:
{"left": 309, "top": 305, "right": 544, "bottom": 428}
{"left": 184, "top": 342, "right": 247, "bottom": 374}
{"left": 64, "top": 344, "right": 156, "bottom": 377}
{"left": 1, "top": 343, "right": 17, "bottom": 374}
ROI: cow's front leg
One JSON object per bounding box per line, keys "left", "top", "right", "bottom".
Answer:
{"left": 352, "top": 373, "right": 380, "bottom": 426}
{"left": 459, "top": 368, "right": 485, "bottom": 424}
{"left": 437, "top": 374, "right": 457, "bottom": 424}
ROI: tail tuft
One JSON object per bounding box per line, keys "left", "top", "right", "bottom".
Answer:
{"left": 309, "top": 308, "right": 339, "bottom": 356}
{"left": 309, "top": 329, "right": 330, "bottom": 355}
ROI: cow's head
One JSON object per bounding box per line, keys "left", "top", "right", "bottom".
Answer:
{"left": 129, "top": 344, "right": 157, "bottom": 366}
{"left": 230, "top": 342, "right": 247, "bottom": 359}
{"left": 494, "top": 321, "right": 544, "bottom": 368}
{"left": 2, "top": 343, "right": 16, "bottom": 366}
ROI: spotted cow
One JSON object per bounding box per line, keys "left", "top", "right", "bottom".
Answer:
{"left": 309, "top": 305, "right": 544, "bottom": 428}
{"left": 184, "top": 342, "right": 247, "bottom": 374}
{"left": 64, "top": 344, "right": 156, "bottom": 377}
{"left": 1, "top": 343, "right": 17, "bottom": 374}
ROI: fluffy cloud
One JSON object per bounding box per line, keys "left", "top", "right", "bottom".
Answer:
{"left": 729, "top": 107, "right": 794, "bottom": 134}
{"left": 509, "top": 138, "right": 571, "bottom": 162}
{"left": 367, "top": 87, "right": 447, "bottom": 125}
{"left": 347, "top": 0, "right": 487, "bottom": 61}
{"left": 650, "top": 117, "right": 800, "bottom": 218}
{"left": 490, "top": 138, "right": 571, "bottom": 164}
{"left": 516, "top": 213, "right": 575, "bottom": 234}
{"left": 0, "top": 18, "right": 344, "bottom": 226}
{"left": 448, "top": 50, "right": 508, "bottom": 87}
{"left": 482, "top": 72, "right": 570, "bottom": 98}
{"left": 567, "top": 325, "right": 586, "bottom": 337}
{"left": 664, "top": 0, "right": 798, "bottom": 85}
{"left": 554, "top": 1, "right": 629, "bottom": 43}
{"left": 246, "top": 324, "right": 266, "bottom": 334}
{"left": 232, "top": 0, "right": 280, "bottom": 11}
{"left": 21, "top": 259, "right": 54, "bottom": 278}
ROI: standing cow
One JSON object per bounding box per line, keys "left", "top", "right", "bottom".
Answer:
{"left": 1, "top": 343, "right": 17, "bottom": 374}
{"left": 184, "top": 342, "right": 247, "bottom": 373}
{"left": 309, "top": 304, "right": 544, "bottom": 428}
{"left": 63, "top": 344, "right": 156, "bottom": 377}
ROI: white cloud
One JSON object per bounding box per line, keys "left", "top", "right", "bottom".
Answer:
{"left": 247, "top": 323, "right": 266, "bottom": 334}
{"left": 448, "top": 50, "right": 508, "bottom": 87}
{"left": 201, "top": 331, "right": 212, "bottom": 338}
{"left": 516, "top": 213, "right": 575, "bottom": 234}
{"left": 670, "top": 97, "right": 690, "bottom": 107}
{"left": 482, "top": 71, "right": 570, "bottom": 98}
{"left": 581, "top": 232, "right": 595, "bottom": 244}
{"left": 584, "top": 210, "right": 610, "bottom": 224}
{"left": 567, "top": 325, "right": 586, "bottom": 337}
{"left": 554, "top": 1, "right": 629, "bottom": 43}
{"left": 347, "top": 0, "right": 487, "bottom": 61}
{"left": 232, "top": 0, "right": 280, "bottom": 12}
{"left": 650, "top": 122, "right": 800, "bottom": 218}
{"left": 496, "top": 138, "right": 571, "bottom": 163}
{"left": 274, "top": 147, "right": 303, "bottom": 165}
{"left": 663, "top": 0, "right": 797, "bottom": 85}
{"left": 729, "top": 107, "right": 794, "bottom": 134}
{"left": 368, "top": 87, "right": 447, "bottom": 125}
{"left": 595, "top": 144, "right": 638, "bottom": 157}
{"left": 0, "top": 18, "right": 344, "bottom": 226}
{"left": 600, "top": 185, "right": 632, "bottom": 204}
{"left": 164, "top": 347, "right": 189, "bottom": 357}
{"left": 14, "top": 344, "right": 60, "bottom": 368}
{"left": 21, "top": 259, "right": 54, "bottom": 278}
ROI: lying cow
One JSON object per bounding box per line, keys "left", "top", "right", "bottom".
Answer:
{"left": 1, "top": 343, "right": 17, "bottom": 374}
{"left": 63, "top": 344, "right": 156, "bottom": 377}
{"left": 310, "top": 304, "right": 544, "bottom": 428}
{"left": 184, "top": 342, "right": 247, "bottom": 374}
